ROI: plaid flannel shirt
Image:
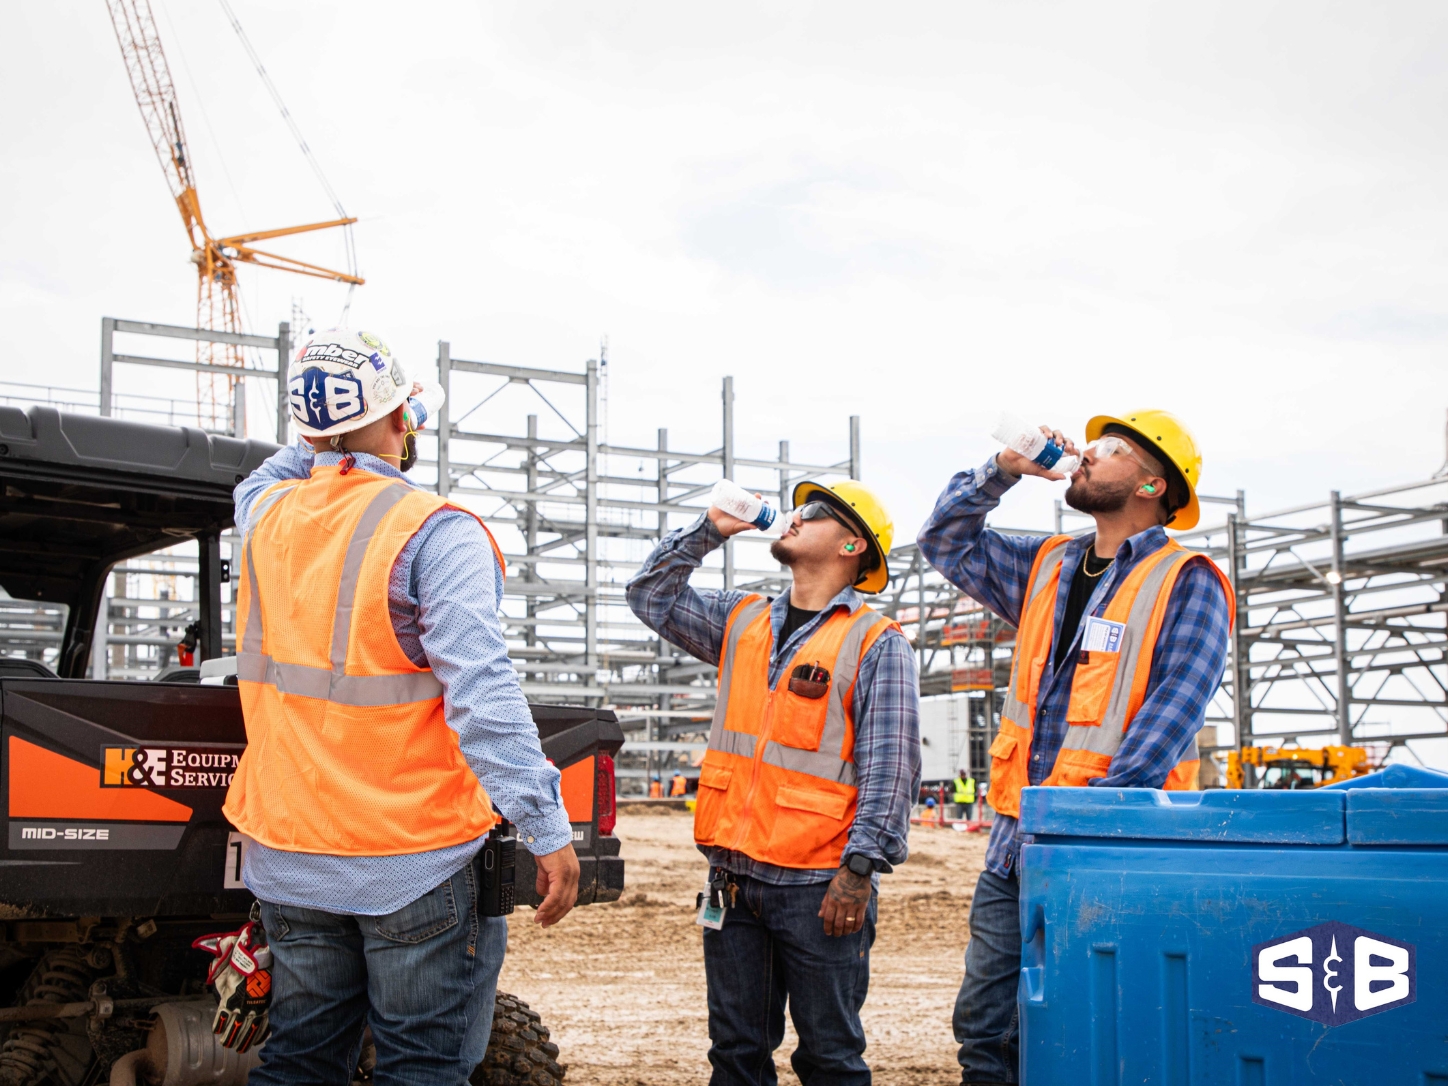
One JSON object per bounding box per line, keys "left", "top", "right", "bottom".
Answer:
{"left": 916, "top": 456, "right": 1230, "bottom": 879}
{"left": 626, "top": 516, "right": 922, "bottom": 886}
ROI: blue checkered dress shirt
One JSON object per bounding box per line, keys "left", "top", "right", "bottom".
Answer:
{"left": 626, "top": 515, "right": 922, "bottom": 886}
{"left": 916, "top": 456, "right": 1230, "bottom": 879}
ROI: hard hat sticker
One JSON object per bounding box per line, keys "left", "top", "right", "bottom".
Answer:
{"left": 289, "top": 369, "right": 366, "bottom": 430}
{"left": 1252, "top": 922, "right": 1415, "bottom": 1025}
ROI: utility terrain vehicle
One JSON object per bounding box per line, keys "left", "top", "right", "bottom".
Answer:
{"left": 0, "top": 406, "right": 622, "bottom": 1085}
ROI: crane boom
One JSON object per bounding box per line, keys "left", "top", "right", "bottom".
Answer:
{"left": 104, "top": 0, "right": 362, "bottom": 436}
{"left": 103, "top": 0, "right": 205, "bottom": 249}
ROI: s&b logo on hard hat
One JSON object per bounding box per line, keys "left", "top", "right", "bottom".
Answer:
{"left": 289, "top": 368, "right": 365, "bottom": 431}
{"left": 1253, "top": 922, "right": 1415, "bottom": 1025}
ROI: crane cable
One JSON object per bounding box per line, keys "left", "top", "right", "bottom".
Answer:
{"left": 217, "top": 0, "right": 359, "bottom": 323}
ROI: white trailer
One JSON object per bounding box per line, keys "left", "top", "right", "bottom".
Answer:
{"left": 919, "top": 692, "right": 983, "bottom": 784}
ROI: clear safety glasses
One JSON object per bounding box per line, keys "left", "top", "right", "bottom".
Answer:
{"left": 1085, "top": 434, "right": 1158, "bottom": 474}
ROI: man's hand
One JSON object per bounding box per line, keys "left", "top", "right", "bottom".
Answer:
{"left": 817, "top": 865, "right": 872, "bottom": 937}
{"left": 707, "top": 500, "right": 764, "bottom": 538}
{"left": 997, "top": 425, "right": 1079, "bottom": 482}
{"left": 533, "top": 843, "right": 580, "bottom": 928}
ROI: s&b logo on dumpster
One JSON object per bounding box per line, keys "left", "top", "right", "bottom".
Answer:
{"left": 1253, "top": 922, "right": 1415, "bottom": 1025}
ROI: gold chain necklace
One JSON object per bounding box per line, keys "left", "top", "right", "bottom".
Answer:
{"left": 1079, "top": 551, "right": 1114, "bottom": 579}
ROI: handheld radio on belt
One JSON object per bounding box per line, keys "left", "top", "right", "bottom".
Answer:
{"left": 478, "top": 819, "right": 517, "bottom": 916}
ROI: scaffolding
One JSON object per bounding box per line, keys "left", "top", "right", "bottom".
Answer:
{"left": 4, "top": 323, "right": 1443, "bottom": 791}
{"left": 1179, "top": 476, "right": 1448, "bottom": 759}
{"left": 422, "top": 344, "right": 860, "bottom": 789}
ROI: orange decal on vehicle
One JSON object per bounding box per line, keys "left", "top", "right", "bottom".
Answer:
{"left": 559, "top": 757, "right": 595, "bottom": 824}
{"left": 7, "top": 736, "right": 193, "bottom": 823}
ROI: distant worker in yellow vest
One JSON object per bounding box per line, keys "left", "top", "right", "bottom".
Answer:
{"left": 628, "top": 479, "right": 921, "bottom": 1085}
{"left": 918, "top": 411, "right": 1231, "bottom": 1086}
{"left": 951, "top": 769, "right": 977, "bottom": 821}
{"left": 224, "top": 329, "right": 580, "bottom": 1084}
{"left": 671, "top": 772, "right": 689, "bottom": 797}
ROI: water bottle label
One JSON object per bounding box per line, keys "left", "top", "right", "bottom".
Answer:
{"left": 1032, "top": 441, "right": 1063, "bottom": 470}
{"left": 751, "top": 505, "right": 776, "bottom": 531}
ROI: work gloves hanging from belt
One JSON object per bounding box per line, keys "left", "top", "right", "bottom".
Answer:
{"left": 192, "top": 906, "right": 272, "bottom": 1053}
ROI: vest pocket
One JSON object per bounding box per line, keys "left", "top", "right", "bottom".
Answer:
{"left": 1065, "top": 650, "right": 1121, "bottom": 726}
{"left": 767, "top": 785, "right": 852, "bottom": 863}
{"left": 775, "top": 785, "right": 849, "bottom": 821}
{"left": 986, "top": 725, "right": 1031, "bottom": 819}
{"left": 694, "top": 762, "right": 733, "bottom": 843}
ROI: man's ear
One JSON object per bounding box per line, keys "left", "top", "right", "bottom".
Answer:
{"left": 391, "top": 404, "right": 410, "bottom": 433}
{"left": 1138, "top": 476, "right": 1166, "bottom": 498}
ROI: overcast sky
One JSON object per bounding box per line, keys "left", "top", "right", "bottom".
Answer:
{"left": 3, "top": 1, "right": 1447, "bottom": 538}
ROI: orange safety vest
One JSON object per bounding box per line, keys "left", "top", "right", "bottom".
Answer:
{"left": 224, "top": 464, "right": 507, "bottom": 855}
{"left": 695, "top": 596, "right": 898, "bottom": 870}
{"left": 987, "top": 535, "right": 1233, "bottom": 819}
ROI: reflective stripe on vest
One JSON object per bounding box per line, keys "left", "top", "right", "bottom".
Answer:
{"left": 224, "top": 465, "right": 508, "bottom": 856}
{"left": 708, "top": 596, "right": 770, "bottom": 762}
{"left": 695, "top": 596, "right": 898, "bottom": 870}
{"left": 761, "top": 608, "right": 890, "bottom": 788}
{"left": 237, "top": 481, "right": 444, "bottom": 706}
{"left": 986, "top": 537, "right": 1231, "bottom": 817}
{"left": 999, "top": 537, "right": 1071, "bottom": 730}
{"left": 1051, "top": 547, "right": 1196, "bottom": 765}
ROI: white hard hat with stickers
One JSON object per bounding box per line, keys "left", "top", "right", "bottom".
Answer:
{"left": 287, "top": 328, "right": 445, "bottom": 439}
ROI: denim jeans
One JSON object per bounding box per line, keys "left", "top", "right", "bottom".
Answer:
{"left": 952, "top": 868, "right": 1020, "bottom": 1084}
{"left": 703, "top": 874, "right": 877, "bottom": 1086}
{"left": 249, "top": 861, "right": 507, "bottom": 1086}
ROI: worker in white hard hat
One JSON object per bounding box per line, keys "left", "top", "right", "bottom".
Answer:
{"left": 917, "top": 411, "right": 1233, "bottom": 1085}
{"left": 217, "top": 328, "right": 579, "bottom": 1083}
{"left": 626, "top": 479, "right": 921, "bottom": 1086}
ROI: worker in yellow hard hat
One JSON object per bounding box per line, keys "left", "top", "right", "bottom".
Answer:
{"left": 917, "top": 410, "right": 1232, "bottom": 1085}
{"left": 626, "top": 477, "right": 921, "bottom": 1084}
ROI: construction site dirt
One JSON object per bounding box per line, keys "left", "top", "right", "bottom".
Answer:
{"left": 498, "top": 807, "right": 987, "bottom": 1085}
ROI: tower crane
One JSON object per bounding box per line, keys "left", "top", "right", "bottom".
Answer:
{"left": 104, "top": 0, "right": 364, "bottom": 433}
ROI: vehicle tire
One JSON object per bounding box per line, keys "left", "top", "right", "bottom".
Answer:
{"left": 470, "top": 992, "right": 565, "bottom": 1086}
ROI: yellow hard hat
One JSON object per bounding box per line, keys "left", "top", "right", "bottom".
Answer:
{"left": 1085, "top": 409, "right": 1203, "bottom": 530}
{"left": 791, "top": 479, "right": 895, "bottom": 593}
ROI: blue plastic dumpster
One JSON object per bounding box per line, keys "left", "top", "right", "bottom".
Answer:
{"left": 1017, "top": 777, "right": 1448, "bottom": 1084}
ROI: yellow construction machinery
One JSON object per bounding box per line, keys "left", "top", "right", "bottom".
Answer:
{"left": 1226, "top": 745, "right": 1371, "bottom": 790}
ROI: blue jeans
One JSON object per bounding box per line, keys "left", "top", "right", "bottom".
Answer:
{"left": 703, "top": 874, "right": 877, "bottom": 1086}
{"left": 249, "top": 862, "right": 506, "bottom": 1086}
{"left": 952, "top": 868, "right": 1020, "bottom": 1084}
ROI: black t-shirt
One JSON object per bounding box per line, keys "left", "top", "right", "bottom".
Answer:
{"left": 1054, "top": 549, "right": 1115, "bottom": 671}
{"left": 778, "top": 602, "right": 822, "bottom": 649}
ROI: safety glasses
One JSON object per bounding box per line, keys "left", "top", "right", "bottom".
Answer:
{"left": 796, "top": 500, "right": 864, "bottom": 538}
{"left": 1085, "top": 434, "right": 1158, "bottom": 475}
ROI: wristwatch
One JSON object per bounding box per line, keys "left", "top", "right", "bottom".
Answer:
{"left": 844, "top": 853, "right": 874, "bottom": 878}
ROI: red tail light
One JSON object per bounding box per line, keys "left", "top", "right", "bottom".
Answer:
{"left": 595, "top": 752, "right": 617, "bottom": 836}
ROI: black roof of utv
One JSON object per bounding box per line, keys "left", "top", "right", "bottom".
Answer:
{"left": 0, "top": 406, "right": 279, "bottom": 675}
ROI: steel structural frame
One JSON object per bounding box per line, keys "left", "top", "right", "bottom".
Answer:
{"left": 427, "top": 345, "right": 860, "bottom": 787}
{"left": 1175, "top": 476, "right": 1448, "bottom": 756}
{"left": 100, "top": 317, "right": 292, "bottom": 441}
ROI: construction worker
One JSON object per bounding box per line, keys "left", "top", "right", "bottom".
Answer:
{"left": 627, "top": 480, "right": 921, "bottom": 1086}
{"left": 222, "top": 329, "right": 579, "bottom": 1084}
{"left": 951, "top": 769, "right": 977, "bottom": 821}
{"left": 671, "top": 771, "right": 690, "bottom": 797}
{"left": 918, "top": 411, "right": 1231, "bottom": 1086}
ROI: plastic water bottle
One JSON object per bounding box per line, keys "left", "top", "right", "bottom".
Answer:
{"left": 991, "top": 413, "right": 1080, "bottom": 476}
{"left": 710, "top": 479, "right": 777, "bottom": 530}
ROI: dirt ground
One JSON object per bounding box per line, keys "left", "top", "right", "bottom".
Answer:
{"left": 497, "top": 806, "right": 987, "bottom": 1086}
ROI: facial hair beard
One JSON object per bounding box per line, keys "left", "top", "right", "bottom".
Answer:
{"left": 399, "top": 431, "right": 419, "bottom": 473}
{"left": 769, "top": 538, "right": 794, "bottom": 566}
{"left": 1064, "top": 475, "right": 1136, "bottom": 515}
